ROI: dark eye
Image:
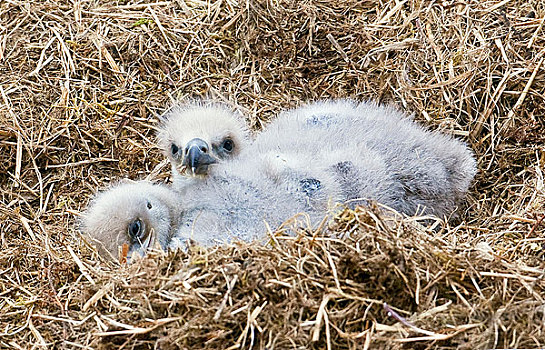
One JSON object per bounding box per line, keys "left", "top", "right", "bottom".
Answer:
{"left": 222, "top": 139, "right": 234, "bottom": 152}
{"left": 147, "top": 202, "right": 152, "bottom": 209}
{"left": 128, "top": 219, "right": 143, "bottom": 240}
{"left": 171, "top": 143, "right": 179, "bottom": 156}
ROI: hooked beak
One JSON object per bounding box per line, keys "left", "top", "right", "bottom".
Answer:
{"left": 182, "top": 138, "right": 217, "bottom": 176}
{"left": 126, "top": 230, "right": 156, "bottom": 264}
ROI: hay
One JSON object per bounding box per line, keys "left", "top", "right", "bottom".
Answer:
{"left": 1, "top": 0, "right": 544, "bottom": 348}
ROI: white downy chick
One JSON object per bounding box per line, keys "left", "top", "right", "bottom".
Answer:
{"left": 168, "top": 99, "right": 477, "bottom": 249}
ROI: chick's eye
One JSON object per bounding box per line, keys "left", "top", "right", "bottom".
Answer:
{"left": 128, "top": 219, "right": 143, "bottom": 240}
{"left": 222, "top": 139, "right": 234, "bottom": 152}
{"left": 171, "top": 143, "right": 179, "bottom": 156}
{"left": 147, "top": 202, "right": 152, "bottom": 209}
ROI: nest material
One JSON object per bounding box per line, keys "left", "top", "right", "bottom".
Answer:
{"left": 1, "top": 0, "right": 544, "bottom": 349}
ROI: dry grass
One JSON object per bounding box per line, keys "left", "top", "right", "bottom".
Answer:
{"left": 1, "top": 0, "right": 544, "bottom": 349}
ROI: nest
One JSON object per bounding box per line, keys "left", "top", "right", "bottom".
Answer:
{"left": 1, "top": 0, "right": 544, "bottom": 348}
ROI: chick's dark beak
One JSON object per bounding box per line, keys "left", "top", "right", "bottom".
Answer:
{"left": 183, "top": 138, "right": 217, "bottom": 175}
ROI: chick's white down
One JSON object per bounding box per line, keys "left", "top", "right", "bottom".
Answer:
{"left": 82, "top": 99, "right": 476, "bottom": 258}
{"left": 169, "top": 99, "right": 477, "bottom": 249}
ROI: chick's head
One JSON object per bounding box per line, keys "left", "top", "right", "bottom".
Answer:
{"left": 158, "top": 102, "right": 249, "bottom": 177}
{"left": 81, "top": 181, "right": 177, "bottom": 263}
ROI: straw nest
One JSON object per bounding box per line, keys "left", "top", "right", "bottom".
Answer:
{"left": 1, "top": 0, "right": 544, "bottom": 349}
